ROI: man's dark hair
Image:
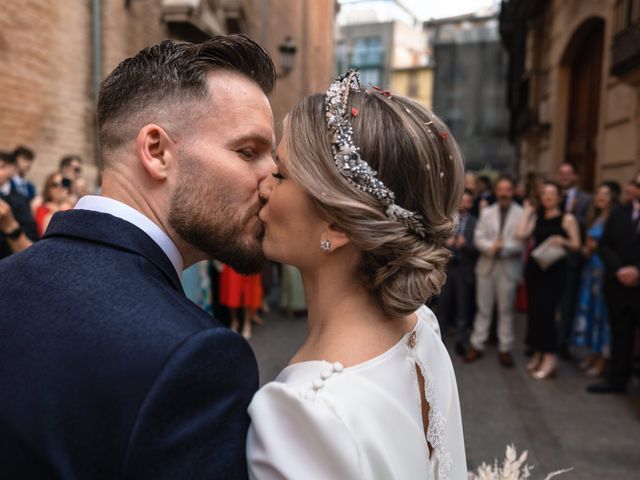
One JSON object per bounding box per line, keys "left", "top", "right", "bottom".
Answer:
{"left": 543, "top": 179, "right": 562, "bottom": 194}
{"left": 59, "top": 155, "right": 83, "bottom": 170}
{"left": 13, "top": 146, "right": 35, "bottom": 161}
{"left": 478, "top": 175, "right": 492, "bottom": 188}
{"left": 0, "top": 151, "right": 16, "bottom": 166}
{"left": 494, "top": 174, "right": 515, "bottom": 188}
{"left": 97, "top": 35, "right": 276, "bottom": 155}
{"left": 601, "top": 180, "right": 621, "bottom": 201}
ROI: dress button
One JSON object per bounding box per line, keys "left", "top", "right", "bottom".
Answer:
{"left": 408, "top": 331, "right": 417, "bottom": 349}
{"left": 313, "top": 379, "right": 325, "bottom": 390}
{"left": 333, "top": 362, "right": 344, "bottom": 373}
{"left": 321, "top": 369, "right": 332, "bottom": 380}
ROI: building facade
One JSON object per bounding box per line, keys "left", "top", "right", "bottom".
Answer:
{"left": 0, "top": 0, "right": 335, "bottom": 189}
{"left": 427, "top": 13, "right": 515, "bottom": 172}
{"left": 500, "top": 0, "right": 640, "bottom": 190}
{"left": 337, "top": 1, "right": 433, "bottom": 107}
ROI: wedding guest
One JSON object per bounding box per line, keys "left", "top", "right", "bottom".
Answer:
{"left": 182, "top": 261, "right": 213, "bottom": 314}
{"left": 0, "top": 151, "right": 37, "bottom": 259}
{"left": 465, "top": 171, "right": 478, "bottom": 194}
{"left": 557, "top": 162, "right": 592, "bottom": 360}
{"left": 476, "top": 174, "right": 495, "bottom": 211}
{"left": 588, "top": 170, "right": 640, "bottom": 394}
{"left": 279, "top": 263, "right": 306, "bottom": 317}
{"left": 517, "top": 181, "right": 581, "bottom": 379}
{"left": 572, "top": 181, "right": 620, "bottom": 377}
{"left": 465, "top": 176, "right": 524, "bottom": 367}
{"left": 34, "top": 172, "right": 74, "bottom": 237}
{"left": 622, "top": 179, "right": 638, "bottom": 205}
{"left": 558, "top": 163, "right": 592, "bottom": 226}
{"left": 465, "top": 171, "right": 480, "bottom": 216}
{"left": 59, "top": 154, "right": 83, "bottom": 184}
{"left": 439, "top": 189, "right": 478, "bottom": 354}
{"left": 514, "top": 178, "right": 527, "bottom": 205}
{"left": 219, "top": 264, "right": 264, "bottom": 339}
{"left": 11, "top": 145, "right": 37, "bottom": 201}
{"left": 59, "top": 154, "right": 84, "bottom": 201}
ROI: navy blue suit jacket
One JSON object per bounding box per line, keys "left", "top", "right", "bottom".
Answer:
{"left": 0, "top": 209, "right": 259, "bottom": 479}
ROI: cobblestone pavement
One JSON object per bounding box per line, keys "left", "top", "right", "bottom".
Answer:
{"left": 248, "top": 309, "right": 640, "bottom": 479}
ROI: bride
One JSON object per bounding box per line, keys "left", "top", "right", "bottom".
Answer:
{"left": 247, "top": 70, "right": 467, "bottom": 479}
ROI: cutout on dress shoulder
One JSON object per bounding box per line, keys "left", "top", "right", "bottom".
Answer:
{"left": 414, "top": 354, "right": 434, "bottom": 458}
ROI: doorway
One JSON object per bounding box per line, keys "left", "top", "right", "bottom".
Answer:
{"left": 564, "top": 19, "right": 605, "bottom": 191}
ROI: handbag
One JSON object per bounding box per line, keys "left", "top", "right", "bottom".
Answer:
{"left": 530, "top": 236, "right": 567, "bottom": 270}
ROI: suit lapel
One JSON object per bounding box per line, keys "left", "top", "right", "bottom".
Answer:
{"left": 489, "top": 205, "right": 500, "bottom": 236}
{"left": 503, "top": 204, "right": 519, "bottom": 236}
{"left": 44, "top": 209, "right": 183, "bottom": 293}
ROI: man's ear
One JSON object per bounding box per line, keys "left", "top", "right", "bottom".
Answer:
{"left": 135, "top": 124, "right": 175, "bottom": 181}
{"left": 320, "top": 224, "right": 350, "bottom": 252}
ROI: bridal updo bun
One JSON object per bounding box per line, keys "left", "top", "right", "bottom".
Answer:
{"left": 283, "top": 89, "right": 464, "bottom": 318}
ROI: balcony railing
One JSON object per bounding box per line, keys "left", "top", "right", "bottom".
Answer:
{"left": 611, "top": 0, "right": 640, "bottom": 76}
{"left": 161, "top": 0, "right": 246, "bottom": 39}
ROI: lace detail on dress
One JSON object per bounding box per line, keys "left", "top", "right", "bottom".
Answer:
{"left": 406, "top": 332, "right": 452, "bottom": 479}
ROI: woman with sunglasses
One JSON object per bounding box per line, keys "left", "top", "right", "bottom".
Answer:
{"left": 35, "top": 172, "right": 73, "bottom": 238}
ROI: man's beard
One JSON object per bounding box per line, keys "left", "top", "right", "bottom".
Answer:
{"left": 168, "top": 158, "right": 265, "bottom": 274}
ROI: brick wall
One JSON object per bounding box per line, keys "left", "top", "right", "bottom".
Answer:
{"left": 0, "top": 0, "right": 335, "bottom": 191}
{"left": 247, "top": 0, "right": 335, "bottom": 139}
{"left": 0, "top": 0, "right": 94, "bottom": 191}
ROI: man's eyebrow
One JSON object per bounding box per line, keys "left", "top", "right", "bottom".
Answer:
{"left": 229, "top": 133, "right": 273, "bottom": 147}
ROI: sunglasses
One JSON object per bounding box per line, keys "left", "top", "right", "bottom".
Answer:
{"left": 73, "top": 167, "right": 82, "bottom": 174}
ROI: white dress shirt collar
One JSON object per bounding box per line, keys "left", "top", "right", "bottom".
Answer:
{"left": 75, "top": 195, "right": 183, "bottom": 278}
{"left": 12, "top": 174, "right": 25, "bottom": 187}
{"left": 0, "top": 181, "right": 11, "bottom": 196}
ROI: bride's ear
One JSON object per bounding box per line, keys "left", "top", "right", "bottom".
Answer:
{"left": 320, "top": 224, "right": 350, "bottom": 252}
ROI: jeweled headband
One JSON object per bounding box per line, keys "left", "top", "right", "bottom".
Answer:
{"left": 324, "top": 69, "right": 427, "bottom": 238}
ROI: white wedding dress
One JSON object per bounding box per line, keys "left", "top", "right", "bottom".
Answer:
{"left": 247, "top": 306, "right": 467, "bottom": 479}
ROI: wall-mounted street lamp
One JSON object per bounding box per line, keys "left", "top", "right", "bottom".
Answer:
{"left": 277, "top": 36, "right": 297, "bottom": 78}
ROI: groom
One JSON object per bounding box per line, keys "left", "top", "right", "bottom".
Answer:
{"left": 0, "top": 36, "right": 276, "bottom": 478}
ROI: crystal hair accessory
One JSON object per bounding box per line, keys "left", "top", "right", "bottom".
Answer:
{"left": 324, "top": 69, "right": 427, "bottom": 238}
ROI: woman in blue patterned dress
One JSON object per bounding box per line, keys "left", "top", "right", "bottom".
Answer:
{"left": 572, "top": 181, "right": 620, "bottom": 376}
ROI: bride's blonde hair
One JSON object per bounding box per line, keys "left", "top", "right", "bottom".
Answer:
{"left": 283, "top": 91, "right": 464, "bottom": 318}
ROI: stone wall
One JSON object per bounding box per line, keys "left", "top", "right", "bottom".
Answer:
{"left": 517, "top": 0, "right": 640, "bottom": 186}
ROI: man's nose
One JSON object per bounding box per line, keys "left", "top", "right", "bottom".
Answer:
{"left": 259, "top": 174, "right": 274, "bottom": 201}
{"left": 257, "top": 153, "right": 276, "bottom": 182}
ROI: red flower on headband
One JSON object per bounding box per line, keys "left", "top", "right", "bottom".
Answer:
{"left": 371, "top": 85, "right": 392, "bottom": 97}
{"left": 351, "top": 107, "right": 359, "bottom": 117}
{"left": 441, "top": 131, "right": 447, "bottom": 140}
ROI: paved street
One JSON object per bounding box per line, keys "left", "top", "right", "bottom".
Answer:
{"left": 248, "top": 309, "right": 640, "bottom": 479}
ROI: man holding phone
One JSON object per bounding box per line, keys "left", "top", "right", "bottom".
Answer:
{"left": 0, "top": 150, "right": 37, "bottom": 259}
{"left": 59, "top": 154, "right": 84, "bottom": 199}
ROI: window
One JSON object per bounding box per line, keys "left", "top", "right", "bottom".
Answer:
{"left": 359, "top": 68, "right": 381, "bottom": 86}
{"left": 351, "top": 37, "right": 383, "bottom": 66}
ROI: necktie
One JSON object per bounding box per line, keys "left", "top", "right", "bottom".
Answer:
{"left": 565, "top": 191, "right": 575, "bottom": 213}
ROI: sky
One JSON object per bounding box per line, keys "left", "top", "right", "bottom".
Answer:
{"left": 402, "top": 0, "right": 499, "bottom": 19}
{"left": 339, "top": 0, "right": 500, "bottom": 20}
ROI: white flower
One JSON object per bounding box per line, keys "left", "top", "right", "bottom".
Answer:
{"left": 468, "top": 445, "right": 571, "bottom": 480}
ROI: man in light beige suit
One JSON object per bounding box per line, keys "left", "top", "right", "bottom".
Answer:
{"left": 465, "top": 176, "right": 524, "bottom": 367}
